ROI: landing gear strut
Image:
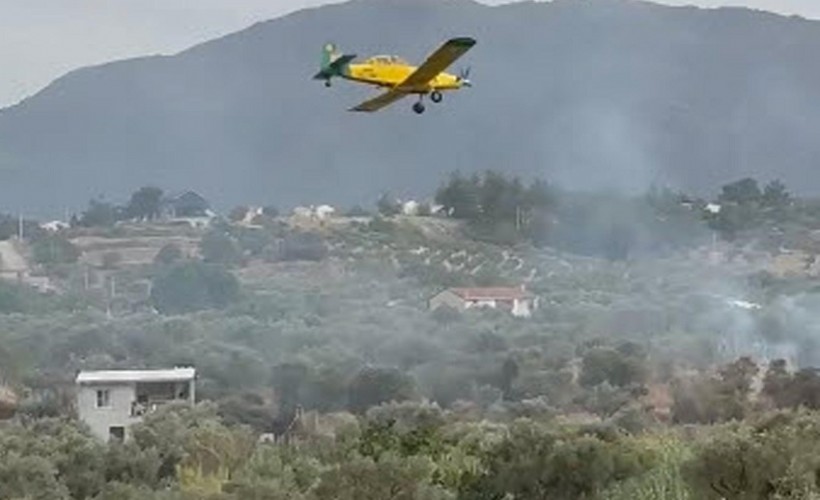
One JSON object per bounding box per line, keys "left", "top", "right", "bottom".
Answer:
{"left": 430, "top": 90, "right": 443, "bottom": 103}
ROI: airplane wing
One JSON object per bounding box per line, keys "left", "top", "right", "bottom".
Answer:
{"left": 398, "top": 37, "right": 476, "bottom": 89}
{"left": 349, "top": 88, "right": 409, "bottom": 112}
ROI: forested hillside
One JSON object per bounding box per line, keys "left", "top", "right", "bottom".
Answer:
{"left": 4, "top": 172, "right": 820, "bottom": 497}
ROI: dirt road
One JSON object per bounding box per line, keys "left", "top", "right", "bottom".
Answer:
{"left": 0, "top": 240, "right": 27, "bottom": 273}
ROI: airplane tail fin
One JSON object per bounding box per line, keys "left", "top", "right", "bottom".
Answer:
{"left": 313, "top": 43, "right": 355, "bottom": 80}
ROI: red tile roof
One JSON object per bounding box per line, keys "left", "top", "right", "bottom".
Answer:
{"left": 448, "top": 286, "right": 533, "bottom": 301}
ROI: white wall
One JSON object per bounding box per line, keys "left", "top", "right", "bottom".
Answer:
{"left": 77, "top": 383, "right": 140, "bottom": 441}
{"left": 430, "top": 292, "right": 538, "bottom": 318}
{"left": 512, "top": 299, "right": 532, "bottom": 318}
{"left": 465, "top": 299, "right": 498, "bottom": 310}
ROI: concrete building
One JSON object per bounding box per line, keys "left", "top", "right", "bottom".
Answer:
{"left": 429, "top": 286, "right": 538, "bottom": 318}
{"left": 75, "top": 368, "right": 196, "bottom": 442}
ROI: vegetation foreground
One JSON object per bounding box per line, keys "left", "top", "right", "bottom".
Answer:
{"left": 7, "top": 402, "right": 820, "bottom": 499}
{"left": 3, "top": 173, "right": 820, "bottom": 498}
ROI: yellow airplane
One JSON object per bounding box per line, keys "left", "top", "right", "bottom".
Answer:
{"left": 313, "top": 37, "right": 476, "bottom": 114}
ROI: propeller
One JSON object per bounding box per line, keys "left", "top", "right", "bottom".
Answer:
{"left": 457, "top": 66, "right": 472, "bottom": 87}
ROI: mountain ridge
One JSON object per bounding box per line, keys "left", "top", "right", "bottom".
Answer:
{"left": 3, "top": 0, "right": 820, "bottom": 217}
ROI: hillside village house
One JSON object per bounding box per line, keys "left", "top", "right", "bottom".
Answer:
{"left": 429, "top": 285, "right": 538, "bottom": 317}
{"left": 75, "top": 368, "right": 195, "bottom": 442}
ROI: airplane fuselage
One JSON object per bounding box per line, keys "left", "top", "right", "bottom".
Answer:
{"left": 342, "top": 61, "right": 463, "bottom": 93}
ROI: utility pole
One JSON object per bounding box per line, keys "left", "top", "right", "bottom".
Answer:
{"left": 515, "top": 206, "right": 521, "bottom": 231}
{"left": 17, "top": 213, "right": 23, "bottom": 240}
{"left": 106, "top": 275, "right": 116, "bottom": 319}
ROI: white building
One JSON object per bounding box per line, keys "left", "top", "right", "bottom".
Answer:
{"left": 705, "top": 203, "right": 721, "bottom": 214}
{"left": 40, "top": 220, "right": 70, "bottom": 232}
{"left": 315, "top": 205, "right": 336, "bottom": 220}
{"left": 402, "top": 200, "right": 420, "bottom": 216}
{"left": 429, "top": 286, "right": 539, "bottom": 318}
{"left": 75, "top": 368, "right": 196, "bottom": 442}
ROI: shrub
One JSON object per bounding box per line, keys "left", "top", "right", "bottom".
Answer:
{"left": 101, "top": 251, "right": 122, "bottom": 270}
{"left": 32, "top": 235, "right": 80, "bottom": 265}
{"left": 154, "top": 243, "right": 183, "bottom": 265}
{"left": 200, "top": 231, "right": 243, "bottom": 267}
{"left": 150, "top": 261, "right": 240, "bottom": 314}
{"left": 278, "top": 232, "right": 328, "bottom": 262}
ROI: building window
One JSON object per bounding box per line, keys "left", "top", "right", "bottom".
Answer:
{"left": 96, "top": 389, "right": 111, "bottom": 408}
{"left": 109, "top": 426, "right": 125, "bottom": 442}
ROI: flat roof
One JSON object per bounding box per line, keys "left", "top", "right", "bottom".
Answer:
{"left": 76, "top": 368, "right": 195, "bottom": 384}
{"left": 448, "top": 287, "right": 534, "bottom": 301}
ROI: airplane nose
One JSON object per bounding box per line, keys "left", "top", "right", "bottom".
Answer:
{"left": 462, "top": 79, "right": 472, "bottom": 87}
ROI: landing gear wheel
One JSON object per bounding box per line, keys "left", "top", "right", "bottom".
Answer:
{"left": 430, "top": 91, "right": 443, "bottom": 103}
{"left": 324, "top": 80, "right": 332, "bottom": 88}
{"left": 413, "top": 101, "right": 426, "bottom": 114}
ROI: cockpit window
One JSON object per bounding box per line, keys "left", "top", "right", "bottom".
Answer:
{"left": 365, "top": 55, "right": 408, "bottom": 65}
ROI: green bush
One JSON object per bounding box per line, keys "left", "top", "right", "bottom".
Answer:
{"left": 278, "top": 232, "right": 328, "bottom": 262}
{"left": 200, "top": 230, "right": 243, "bottom": 267}
{"left": 32, "top": 235, "right": 80, "bottom": 265}
{"left": 154, "top": 243, "right": 183, "bottom": 265}
{"left": 150, "top": 261, "right": 240, "bottom": 314}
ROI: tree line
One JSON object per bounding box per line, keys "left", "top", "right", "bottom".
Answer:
{"left": 7, "top": 396, "right": 820, "bottom": 499}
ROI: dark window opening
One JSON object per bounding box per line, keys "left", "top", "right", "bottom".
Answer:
{"left": 109, "top": 426, "right": 125, "bottom": 442}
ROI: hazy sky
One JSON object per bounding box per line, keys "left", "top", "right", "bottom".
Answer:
{"left": 2, "top": 0, "right": 819, "bottom": 108}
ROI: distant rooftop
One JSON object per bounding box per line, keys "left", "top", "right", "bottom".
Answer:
{"left": 448, "top": 286, "right": 533, "bottom": 301}
{"left": 76, "top": 368, "right": 196, "bottom": 384}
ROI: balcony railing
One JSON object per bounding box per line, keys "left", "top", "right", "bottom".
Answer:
{"left": 130, "top": 398, "right": 188, "bottom": 417}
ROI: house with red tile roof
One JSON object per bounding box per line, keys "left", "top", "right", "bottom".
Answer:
{"left": 429, "top": 285, "right": 538, "bottom": 318}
